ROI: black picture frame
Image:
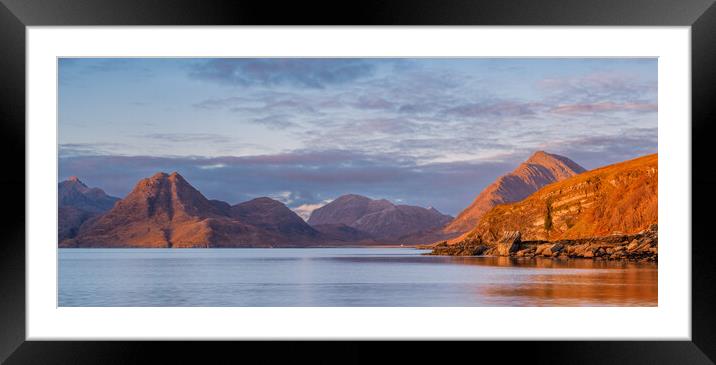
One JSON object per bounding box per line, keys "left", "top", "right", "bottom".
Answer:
{"left": 1, "top": 0, "right": 715, "bottom": 363}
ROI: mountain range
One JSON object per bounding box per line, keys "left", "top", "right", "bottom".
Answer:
{"left": 61, "top": 172, "right": 323, "bottom": 247}
{"left": 59, "top": 151, "right": 656, "bottom": 251}
{"left": 308, "top": 194, "right": 453, "bottom": 242}
{"left": 58, "top": 173, "right": 451, "bottom": 247}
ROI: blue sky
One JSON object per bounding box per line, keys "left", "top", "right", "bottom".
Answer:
{"left": 59, "top": 58, "right": 657, "bottom": 218}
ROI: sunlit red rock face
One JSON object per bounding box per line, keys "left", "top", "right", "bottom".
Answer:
{"left": 443, "top": 151, "right": 586, "bottom": 235}
{"left": 463, "top": 153, "right": 657, "bottom": 243}
{"left": 308, "top": 194, "right": 453, "bottom": 242}
{"left": 61, "top": 172, "right": 323, "bottom": 248}
{"left": 58, "top": 176, "right": 119, "bottom": 241}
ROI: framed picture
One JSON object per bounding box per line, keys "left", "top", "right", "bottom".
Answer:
{"left": 2, "top": 0, "right": 715, "bottom": 363}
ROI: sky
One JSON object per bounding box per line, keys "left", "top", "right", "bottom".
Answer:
{"left": 58, "top": 58, "right": 657, "bottom": 218}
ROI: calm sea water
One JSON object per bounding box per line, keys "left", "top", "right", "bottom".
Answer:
{"left": 59, "top": 248, "right": 657, "bottom": 307}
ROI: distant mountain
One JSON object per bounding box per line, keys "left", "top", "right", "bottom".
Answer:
{"left": 310, "top": 223, "right": 376, "bottom": 243}
{"left": 58, "top": 176, "right": 119, "bottom": 241}
{"left": 231, "top": 197, "right": 322, "bottom": 242}
{"left": 59, "top": 176, "right": 119, "bottom": 212}
{"left": 443, "top": 151, "right": 585, "bottom": 234}
{"left": 307, "top": 194, "right": 453, "bottom": 242}
{"left": 462, "top": 153, "right": 657, "bottom": 243}
{"left": 60, "top": 172, "right": 323, "bottom": 248}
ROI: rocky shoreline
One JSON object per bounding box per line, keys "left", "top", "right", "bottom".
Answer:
{"left": 427, "top": 224, "right": 657, "bottom": 262}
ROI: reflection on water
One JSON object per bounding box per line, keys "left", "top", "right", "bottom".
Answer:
{"left": 59, "top": 248, "right": 657, "bottom": 307}
{"left": 468, "top": 257, "right": 657, "bottom": 307}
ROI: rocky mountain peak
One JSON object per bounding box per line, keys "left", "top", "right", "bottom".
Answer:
{"left": 57, "top": 176, "right": 120, "bottom": 241}
{"left": 58, "top": 176, "right": 117, "bottom": 210}
{"left": 443, "top": 151, "right": 586, "bottom": 234}
{"left": 150, "top": 171, "right": 169, "bottom": 179}
{"left": 107, "top": 170, "right": 227, "bottom": 224}
{"left": 526, "top": 150, "right": 549, "bottom": 161}
{"left": 523, "top": 151, "right": 586, "bottom": 177}
{"left": 60, "top": 176, "right": 89, "bottom": 191}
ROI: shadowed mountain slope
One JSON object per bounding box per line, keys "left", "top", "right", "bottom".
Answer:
{"left": 58, "top": 176, "right": 120, "bottom": 241}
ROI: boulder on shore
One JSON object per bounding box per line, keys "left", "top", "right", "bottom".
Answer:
{"left": 542, "top": 243, "right": 564, "bottom": 257}
{"left": 496, "top": 231, "right": 521, "bottom": 256}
